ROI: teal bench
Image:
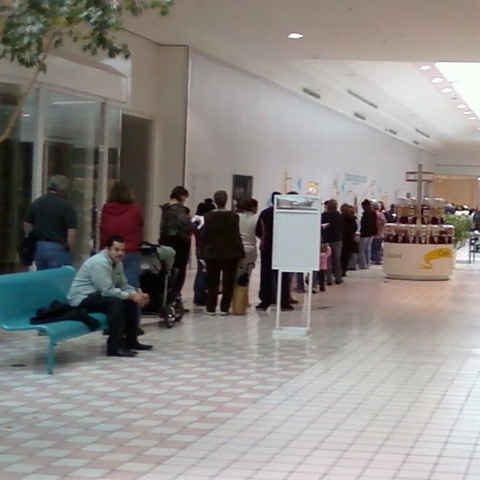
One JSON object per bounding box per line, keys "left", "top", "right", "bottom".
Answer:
{"left": 0, "top": 266, "right": 107, "bottom": 374}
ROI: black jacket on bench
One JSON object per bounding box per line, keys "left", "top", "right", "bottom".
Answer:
{"left": 30, "top": 300, "right": 101, "bottom": 331}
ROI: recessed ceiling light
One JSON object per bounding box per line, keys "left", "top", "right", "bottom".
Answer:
{"left": 470, "top": 116, "right": 476, "bottom": 120}
{"left": 22, "top": 113, "right": 31, "bottom": 117}
{"left": 464, "top": 111, "right": 473, "bottom": 115}
{"left": 457, "top": 104, "right": 466, "bottom": 109}
{"left": 419, "top": 65, "right": 432, "bottom": 71}
{"left": 288, "top": 33, "right": 304, "bottom": 39}
{"left": 431, "top": 77, "right": 444, "bottom": 84}
{"left": 441, "top": 87, "right": 452, "bottom": 93}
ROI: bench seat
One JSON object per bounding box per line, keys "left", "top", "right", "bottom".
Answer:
{"left": 0, "top": 266, "right": 107, "bottom": 374}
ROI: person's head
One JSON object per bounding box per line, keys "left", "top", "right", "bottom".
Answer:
{"left": 326, "top": 199, "right": 338, "bottom": 212}
{"left": 170, "top": 186, "right": 189, "bottom": 203}
{"left": 214, "top": 190, "right": 228, "bottom": 209}
{"left": 379, "top": 201, "right": 386, "bottom": 211}
{"left": 271, "top": 191, "right": 281, "bottom": 205}
{"left": 323, "top": 200, "right": 329, "bottom": 211}
{"left": 204, "top": 198, "right": 215, "bottom": 211}
{"left": 105, "top": 235, "right": 125, "bottom": 262}
{"left": 236, "top": 198, "right": 250, "bottom": 213}
{"left": 47, "top": 175, "right": 69, "bottom": 197}
{"left": 372, "top": 201, "right": 380, "bottom": 211}
{"left": 340, "top": 203, "right": 350, "bottom": 215}
{"left": 361, "top": 199, "right": 372, "bottom": 211}
{"left": 249, "top": 198, "right": 258, "bottom": 214}
{"left": 107, "top": 181, "right": 133, "bottom": 203}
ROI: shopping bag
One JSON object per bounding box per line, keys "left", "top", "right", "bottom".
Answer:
{"left": 232, "top": 285, "right": 248, "bottom": 315}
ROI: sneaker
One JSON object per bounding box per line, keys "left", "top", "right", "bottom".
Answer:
{"left": 256, "top": 304, "right": 269, "bottom": 311}
{"left": 206, "top": 311, "right": 216, "bottom": 316}
{"left": 220, "top": 311, "right": 229, "bottom": 317}
{"left": 311, "top": 289, "right": 318, "bottom": 294}
{"left": 320, "top": 285, "right": 326, "bottom": 292}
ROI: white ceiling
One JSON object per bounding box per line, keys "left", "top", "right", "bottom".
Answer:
{"left": 124, "top": 0, "right": 480, "bottom": 153}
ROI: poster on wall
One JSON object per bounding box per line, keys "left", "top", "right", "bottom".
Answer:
{"left": 232, "top": 174, "right": 253, "bottom": 208}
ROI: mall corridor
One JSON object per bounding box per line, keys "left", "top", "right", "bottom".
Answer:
{"left": 0, "top": 256, "right": 479, "bottom": 480}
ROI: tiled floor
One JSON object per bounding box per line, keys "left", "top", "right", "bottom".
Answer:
{"left": 1, "top": 252, "right": 480, "bottom": 479}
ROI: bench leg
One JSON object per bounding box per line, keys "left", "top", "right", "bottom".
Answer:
{"left": 47, "top": 339, "right": 55, "bottom": 375}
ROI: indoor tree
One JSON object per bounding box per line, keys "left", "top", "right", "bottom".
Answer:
{"left": 0, "top": 0, "right": 174, "bottom": 144}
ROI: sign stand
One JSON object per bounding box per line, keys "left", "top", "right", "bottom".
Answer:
{"left": 272, "top": 195, "right": 321, "bottom": 337}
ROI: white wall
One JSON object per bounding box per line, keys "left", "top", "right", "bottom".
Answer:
{"left": 435, "top": 142, "right": 480, "bottom": 176}
{"left": 119, "top": 34, "right": 189, "bottom": 241}
{"left": 185, "top": 51, "right": 435, "bottom": 211}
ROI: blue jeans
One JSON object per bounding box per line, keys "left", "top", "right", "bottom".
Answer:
{"left": 123, "top": 252, "right": 141, "bottom": 288}
{"left": 359, "top": 237, "right": 373, "bottom": 268}
{"left": 371, "top": 238, "right": 383, "bottom": 264}
{"left": 35, "top": 241, "right": 73, "bottom": 270}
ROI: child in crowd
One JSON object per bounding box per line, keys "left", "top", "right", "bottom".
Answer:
{"left": 318, "top": 242, "right": 332, "bottom": 292}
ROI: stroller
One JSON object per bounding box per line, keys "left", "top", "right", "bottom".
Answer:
{"left": 139, "top": 242, "right": 184, "bottom": 328}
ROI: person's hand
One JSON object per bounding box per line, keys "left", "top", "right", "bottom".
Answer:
{"left": 130, "top": 292, "right": 146, "bottom": 307}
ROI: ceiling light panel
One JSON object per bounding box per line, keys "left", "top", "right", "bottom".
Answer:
{"left": 436, "top": 62, "right": 480, "bottom": 119}
{"left": 288, "top": 33, "right": 304, "bottom": 39}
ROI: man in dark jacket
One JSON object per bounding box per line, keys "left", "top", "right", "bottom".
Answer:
{"left": 201, "top": 190, "right": 244, "bottom": 316}
{"left": 255, "top": 192, "right": 293, "bottom": 312}
{"left": 359, "top": 199, "right": 378, "bottom": 269}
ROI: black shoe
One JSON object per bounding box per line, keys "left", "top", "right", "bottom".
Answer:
{"left": 335, "top": 280, "right": 343, "bottom": 285}
{"left": 281, "top": 305, "right": 294, "bottom": 311}
{"left": 107, "top": 348, "right": 137, "bottom": 357}
{"left": 136, "top": 327, "right": 145, "bottom": 336}
{"left": 256, "top": 304, "right": 269, "bottom": 311}
{"left": 320, "top": 286, "right": 326, "bottom": 292}
{"left": 327, "top": 282, "right": 332, "bottom": 286}
{"left": 290, "top": 299, "right": 299, "bottom": 304}
{"left": 126, "top": 342, "right": 153, "bottom": 351}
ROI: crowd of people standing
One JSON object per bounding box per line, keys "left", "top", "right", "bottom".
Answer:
{"left": 24, "top": 175, "right": 391, "bottom": 356}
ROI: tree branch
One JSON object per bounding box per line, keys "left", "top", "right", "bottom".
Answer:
{"left": 0, "top": 35, "right": 55, "bottom": 145}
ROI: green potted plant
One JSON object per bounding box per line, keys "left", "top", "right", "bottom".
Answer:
{"left": 444, "top": 211, "right": 473, "bottom": 250}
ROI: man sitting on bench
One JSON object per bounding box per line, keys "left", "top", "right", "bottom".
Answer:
{"left": 68, "top": 234, "right": 152, "bottom": 357}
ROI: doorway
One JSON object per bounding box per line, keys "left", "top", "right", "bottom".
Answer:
{"left": 120, "top": 115, "right": 152, "bottom": 213}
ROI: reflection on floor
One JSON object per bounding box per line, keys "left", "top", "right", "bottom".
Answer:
{"left": 1, "top": 252, "right": 480, "bottom": 480}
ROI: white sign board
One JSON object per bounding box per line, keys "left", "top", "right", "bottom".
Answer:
{"left": 272, "top": 195, "right": 321, "bottom": 272}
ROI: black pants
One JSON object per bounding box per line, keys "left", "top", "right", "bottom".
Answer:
{"left": 79, "top": 294, "right": 138, "bottom": 352}
{"left": 193, "top": 255, "right": 207, "bottom": 306}
{"left": 206, "top": 259, "right": 238, "bottom": 313}
{"left": 258, "top": 251, "right": 290, "bottom": 307}
{"left": 161, "top": 237, "right": 190, "bottom": 297}
{"left": 341, "top": 245, "right": 352, "bottom": 275}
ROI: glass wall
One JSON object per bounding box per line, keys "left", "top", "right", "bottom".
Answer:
{"left": 43, "top": 91, "right": 102, "bottom": 264}
{"left": 0, "top": 83, "right": 122, "bottom": 273}
{"left": 0, "top": 83, "right": 34, "bottom": 273}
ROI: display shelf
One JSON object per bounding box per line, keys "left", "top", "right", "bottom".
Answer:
{"left": 383, "top": 164, "right": 454, "bottom": 281}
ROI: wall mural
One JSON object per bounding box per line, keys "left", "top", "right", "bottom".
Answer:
{"left": 273, "top": 169, "right": 406, "bottom": 210}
